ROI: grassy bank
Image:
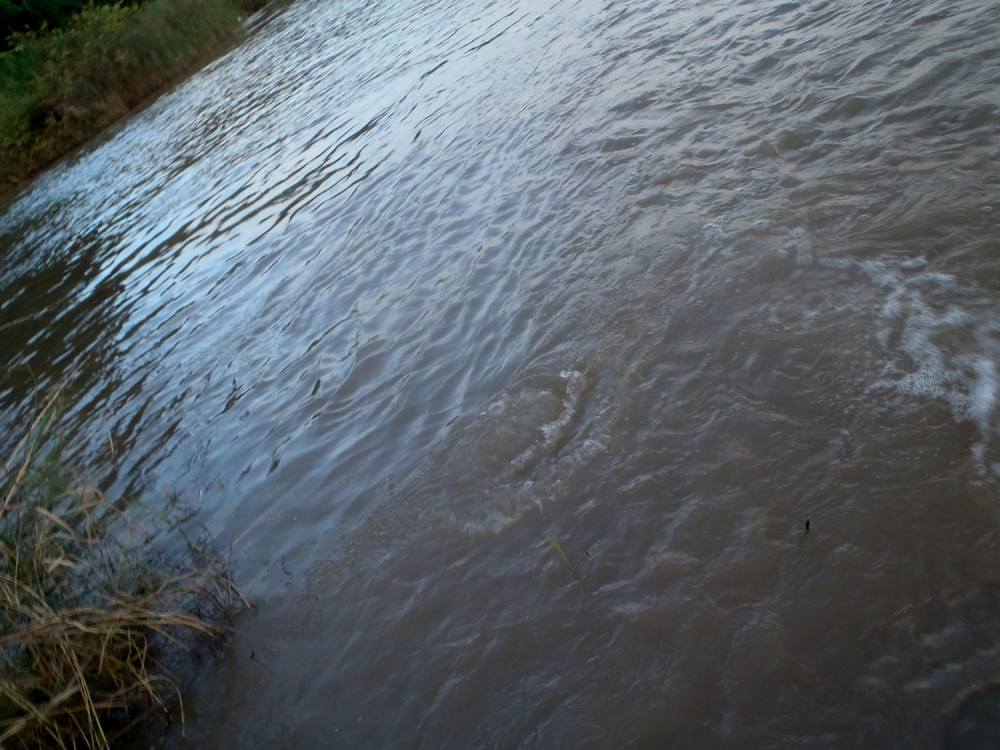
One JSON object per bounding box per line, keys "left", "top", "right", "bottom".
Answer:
{"left": 0, "top": 398, "right": 244, "bottom": 748}
{"left": 0, "top": 0, "right": 265, "bottom": 194}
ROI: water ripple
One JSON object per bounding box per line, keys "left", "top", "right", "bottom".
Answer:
{"left": 3, "top": 0, "right": 1000, "bottom": 745}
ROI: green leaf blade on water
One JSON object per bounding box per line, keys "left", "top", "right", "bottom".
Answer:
{"left": 546, "top": 534, "right": 577, "bottom": 575}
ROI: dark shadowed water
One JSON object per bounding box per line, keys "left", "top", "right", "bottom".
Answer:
{"left": 4, "top": 0, "right": 1000, "bottom": 746}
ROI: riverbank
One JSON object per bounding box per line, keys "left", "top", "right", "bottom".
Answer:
{"left": 0, "top": 396, "right": 244, "bottom": 748}
{"left": 0, "top": 0, "right": 266, "bottom": 198}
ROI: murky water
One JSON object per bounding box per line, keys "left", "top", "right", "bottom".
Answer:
{"left": 4, "top": 0, "right": 1000, "bottom": 745}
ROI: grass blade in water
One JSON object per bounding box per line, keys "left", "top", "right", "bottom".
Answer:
{"left": 546, "top": 534, "right": 577, "bottom": 575}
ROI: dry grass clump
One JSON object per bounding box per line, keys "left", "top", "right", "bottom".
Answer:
{"left": 0, "top": 399, "right": 245, "bottom": 748}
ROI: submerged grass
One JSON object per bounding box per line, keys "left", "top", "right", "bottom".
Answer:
{"left": 0, "top": 393, "right": 245, "bottom": 748}
{"left": 0, "top": 0, "right": 266, "bottom": 193}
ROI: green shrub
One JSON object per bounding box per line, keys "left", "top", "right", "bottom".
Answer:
{"left": 1, "top": 1, "right": 141, "bottom": 49}
{"left": 0, "top": 0, "right": 255, "bottom": 190}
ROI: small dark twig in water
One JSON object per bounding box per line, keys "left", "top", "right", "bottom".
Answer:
{"left": 797, "top": 518, "right": 812, "bottom": 548}
{"left": 249, "top": 648, "right": 271, "bottom": 668}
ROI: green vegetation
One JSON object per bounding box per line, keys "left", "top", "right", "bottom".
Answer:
{"left": 0, "top": 395, "right": 245, "bottom": 748}
{"left": 1, "top": 1, "right": 142, "bottom": 47}
{"left": 0, "top": 0, "right": 266, "bottom": 194}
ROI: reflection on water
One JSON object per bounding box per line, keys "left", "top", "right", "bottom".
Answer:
{"left": 4, "top": 0, "right": 1000, "bottom": 746}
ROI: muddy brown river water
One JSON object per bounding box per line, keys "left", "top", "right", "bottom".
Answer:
{"left": 3, "top": 0, "right": 1000, "bottom": 746}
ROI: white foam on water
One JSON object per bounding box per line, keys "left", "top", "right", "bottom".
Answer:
{"left": 511, "top": 369, "right": 587, "bottom": 472}
{"left": 459, "top": 370, "right": 605, "bottom": 536}
{"left": 788, "top": 226, "right": 816, "bottom": 267}
{"left": 900, "top": 257, "right": 928, "bottom": 272}
{"left": 540, "top": 370, "right": 587, "bottom": 440}
{"left": 459, "top": 475, "right": 573, "bottom": 537}
{"left": 891, "top": 296, "right": 972, "bottom": 414}
{"left": 820, "top": 251, "right": 1000, "bottom": 467}
{"left": 483, "top": 399, "right": 508, "bottom": 417}
{"left": 971, "top": 357, "right": 998, "bottom": 430}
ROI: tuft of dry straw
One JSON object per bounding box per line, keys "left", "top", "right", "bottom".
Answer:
{"left": 0, "top": 396, "right": 245, "bottom": 748}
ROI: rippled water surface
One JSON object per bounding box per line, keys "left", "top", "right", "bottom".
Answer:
{"left": 4, "top": 0, "right": 1000, "bottom": 746}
